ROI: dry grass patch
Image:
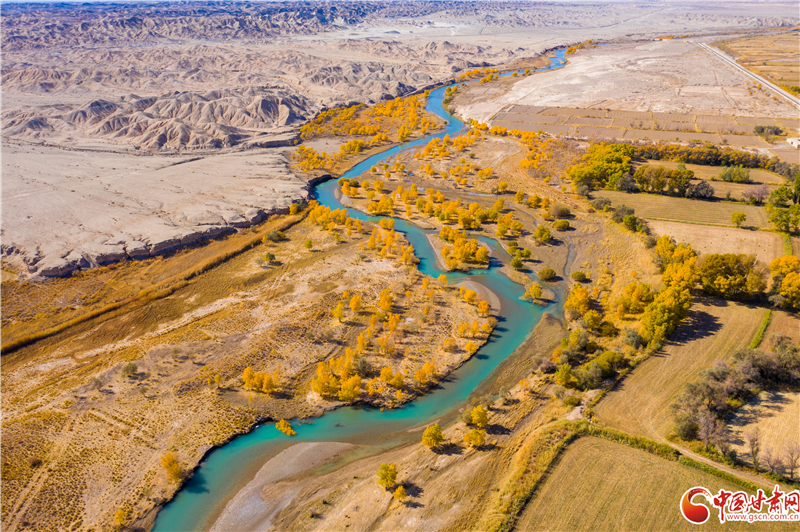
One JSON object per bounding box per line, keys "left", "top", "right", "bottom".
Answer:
{"left": 595, "top": 298, "right": 766, "bottom": 439}
{"left": 646, "top": 221, "right": 785, "bottom": 266}
{"left": 763, "top": 309, "right": 800, "bottom": 339}
{"left": 596, "top": 190, "right": 770, "bottom": 228}
{"left": 726, "top": 391, "right": 800, "bottom": 470}
{"left": 515, "top": 437, "right": 793, "bottom": 532}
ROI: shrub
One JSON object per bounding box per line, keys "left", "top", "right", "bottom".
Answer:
{"left": 718, "top": 165, "right": 750, "bottom": 183}
{"left": 534, "top": 225, "right": 552, "bottom": 244}
{"left": 571, "top": 271, "right": 588, "bottom": 282}
{"left": 610, "top": 205, "right": 634, "bottom": 223}
{"left": 121, "top": 362, "right": 138, "bottom": 379}
{"left": 686, "top": 181, "right": 715, "bottom": 199}
{"left": 754, "top": 125, "right": 782, "bottom": 137}
{"left": 538, "top": 267, "right": 557, "bottom": 281}
{"left": 590, "top": 197, "right": 612, "bottom": 210}
{"left": 550, "top": 203, "right": 571, "bottom": 218}
{"left": 265, "top": 230, "right": 286, "bottom": 242}
{"left": 564, "top": 395, "right": 581, "bottom": 407}
{"left": 623, "top": 328, "right": 642, "bottom": 348}
{"left": 595, "top": 350, "right": 624, "bottom": 377}
{"left": 617, "top": 173, "right": 638, "bottom": 193}
{"left": 539, "top": 360, "right": 556, "bottom": 373}
{"left": 553, "top": 220, "right": 570, "bottom": 231}
{"left": 510, "top": 256, "right": 524, "bottom": 269}
{"left": 574, "top": 361, "right": 603, "bottom": 390}
{"left": 599, "top": 321, "right": 618, "bottom": 337}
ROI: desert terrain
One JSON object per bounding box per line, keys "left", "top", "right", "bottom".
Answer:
{"left": 2, "top": 2, "right": 800, "bottom": 532}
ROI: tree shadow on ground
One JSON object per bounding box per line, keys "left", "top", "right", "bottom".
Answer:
{"left": 435, "top": 442, "right": 464, "bottom": 456}
{"left": 402, "top": 482, "right": 425, "bottom": 508}
{"left": 485, "top": 423, "right": 510, "bottom": 436}
{"left": 661, "top": 307, "right": 722, "bottom": 349}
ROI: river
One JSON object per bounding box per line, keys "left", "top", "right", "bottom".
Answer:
{"left": 152, "top": 48, "right": 568, "bottom": 532}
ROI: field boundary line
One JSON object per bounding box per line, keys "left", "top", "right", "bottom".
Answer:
{"left": 749, "top": 309, "right": 772, "bottom": 349}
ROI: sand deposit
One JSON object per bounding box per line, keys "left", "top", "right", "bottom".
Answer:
{"left": 1, "top": 142, "right": 309, "bottom": 277}
{"left": 210, "top": 442, "right": 355, "bottom": 532}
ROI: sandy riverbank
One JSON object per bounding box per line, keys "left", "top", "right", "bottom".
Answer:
{"left": 452, "top": 280, "right": 502, "bottom": 313}
{"left": 210, "top": 442, "right": 355, "bottom": 532}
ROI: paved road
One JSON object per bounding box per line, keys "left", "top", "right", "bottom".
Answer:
{"left": 697, "top": 42, "right": 800, "bottom": 109}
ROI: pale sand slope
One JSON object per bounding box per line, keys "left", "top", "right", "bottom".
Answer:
{"left": 647, "top": 220, "right": 786, "bottom": 266}
{"left": 461, "top": 39, "right": 799, "bottom": 123}
{"left": 453, "top": 280, "right": 502, "bottom": 313}
{"left": 1, "top": 143, "right": 310, "bottom": 277}
{"left": 210, "top": 442, "right": 354, "bottom": 532}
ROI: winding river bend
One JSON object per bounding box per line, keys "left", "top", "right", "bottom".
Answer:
{"left": 153, "top": 49, "right": 568, "bottom": 532}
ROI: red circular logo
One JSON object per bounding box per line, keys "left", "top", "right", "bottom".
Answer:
{"left": 681, "top": 487, "right": 713, "bottom": 524}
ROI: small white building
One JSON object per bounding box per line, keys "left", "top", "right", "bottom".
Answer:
{"left": 788, "top": 138, "right": 800, "bottom": 149}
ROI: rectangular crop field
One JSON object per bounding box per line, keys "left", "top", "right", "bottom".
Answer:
{"left": 565, "top": 116, "right": 612, "bottom": 126}
{"left": 646, "top": 220, "right": 785, "bottom": 266}
{"left": 622, "top": 129, "right": 722, "bottom": 143}
{"left": 540, "top": 107, "right": 607, "bottom": 117}
{"left": 639, "top": 160, "right": 785, "bottom": 185}
{"left": 595, "top": 190, "right": 770, "bottom": 228}
{"left": 496, "top": 105, "right": 789, "bottom": 148}
{"left": 695, "top": 114, "right": 736, "bottom": 125}
{"left": 651, "top": 111, "right": 695, "bottom": 122}
{"left": 764, "top": 309, "right": 800, "bottom": 340}
{"left": 722, "top": 134, "right": 771, "bottom": 148}
{"left": 515, "top": 437, "right": 794, "bottom": 532}
{"left": 574, "top": 125, "right": 624, "bottom": 138}
{"left": 608, "top": 110, "right": 651, "bottom": 120}
{"left": 770, "top": 149, "right": 800, "bottom": 165}
{"left": 595, "top": 299, "right": 767, "bottom": 439}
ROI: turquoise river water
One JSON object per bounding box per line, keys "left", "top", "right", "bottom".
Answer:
{"left": 152, "top": 49, "right": 568, "bottom": 532}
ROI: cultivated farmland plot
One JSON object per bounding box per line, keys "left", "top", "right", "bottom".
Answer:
{"left": 595, "top": 299, "right": 766, "bottom": 439}
{"left": 646, "top": 221, "right": 785, "bottom": 266}
{"left": 515, "top": 437, "right": 795, "bottom": 532}
{"left": 638, "top": 160, "right": 785, "bottom": 185}
{"left": 596, "top": 191, "right": 770, "bottom": 228}
{"left": 494, "top": 104, "right": 790, "bottom": 148}
{"left": 717, "top": 32, "right": 800, "bottom": 89}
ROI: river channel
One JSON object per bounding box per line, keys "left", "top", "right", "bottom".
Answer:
{"left": 152, "top": 48, "right": 568, "bottom": 532}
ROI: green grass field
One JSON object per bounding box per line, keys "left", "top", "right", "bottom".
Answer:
{"left": 596, "top": 191, "right": 770, "bottom": 228}
{"left": 594, "top": 299, "right": 766, "bottom": 439}
{"left": 514, "top": 437, "right": 794, "bottom": 532}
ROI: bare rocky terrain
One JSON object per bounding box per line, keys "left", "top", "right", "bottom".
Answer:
{"left": 1, "top": 1, "right": 798, "bottom": 274}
